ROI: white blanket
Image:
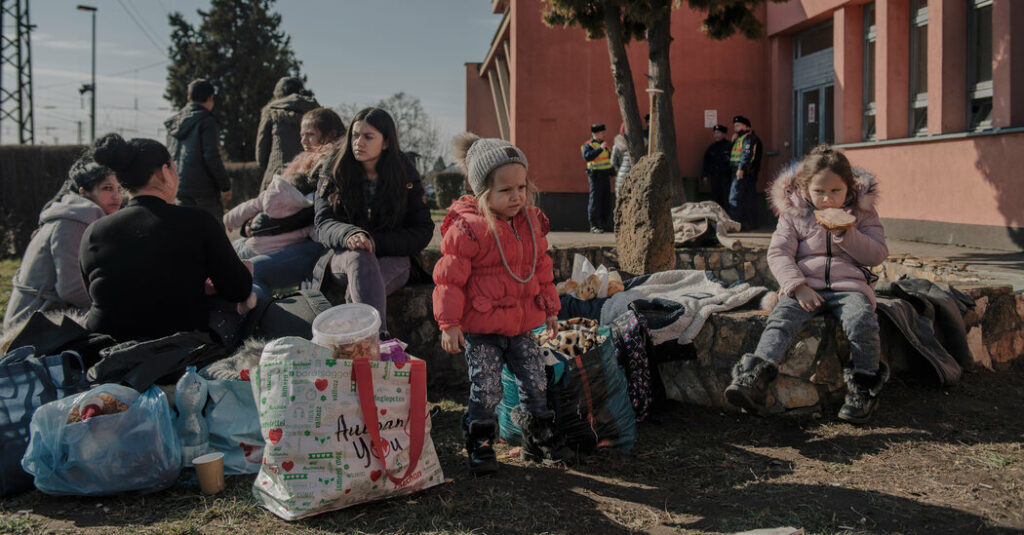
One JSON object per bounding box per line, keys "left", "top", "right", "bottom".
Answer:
{"left": 600, "top": 270, "right": 768, "bottom": 345}
{"left": 672, "top": 201, "right": 743, "bottom": 250}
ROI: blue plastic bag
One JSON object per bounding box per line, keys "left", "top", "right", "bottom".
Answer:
{"left": 21, "top": 384, "right": 182, "bottom": 495}
{"left": 203, "top": 377, "right": 263, "bottom": 474}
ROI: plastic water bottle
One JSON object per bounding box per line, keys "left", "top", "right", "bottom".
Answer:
{"left": 175, "top": 366, "right": 210, "bottom": 467}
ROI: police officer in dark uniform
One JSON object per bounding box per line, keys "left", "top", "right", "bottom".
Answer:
{"left": 701, "top": 124, "right": 732, "bottom": 209}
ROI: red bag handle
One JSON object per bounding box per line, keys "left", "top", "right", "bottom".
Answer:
{"left": 353, "top": 358, "right": 427, "bottom": 487}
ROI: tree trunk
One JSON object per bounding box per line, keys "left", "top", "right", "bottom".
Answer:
{"left": 647, "top": 0, "right": 683, "bottom": 203}
{"left": 602, "top": 1, "right": 645, "bottom": 162}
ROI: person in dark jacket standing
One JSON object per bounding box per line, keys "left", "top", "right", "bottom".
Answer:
{"left": 701, "top": 124, "right": 733, "bottom": 209}
{"left": 728, "top": 115, "right": 763, "bottom": 230}
{"left": 256, "top": 76, "right": 320, "bottom": 192}
{"left": 315, "top": 107, "right": 434, "bottom": 334}
{"left": 82, "top": 134, "right": 252, "bottom": 342}
{"left": 580, "top": 123, "right": 614, "bottom": 233}
{"left": 165, "top": 79, "right": 231, "bottom": 223}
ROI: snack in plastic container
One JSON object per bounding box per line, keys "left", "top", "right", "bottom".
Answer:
{"left": 311, "top": 303, "right": 381, "bottom": 360}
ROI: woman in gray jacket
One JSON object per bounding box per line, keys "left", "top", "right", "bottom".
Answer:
{"left": 3, "top": 151, "right": 123, "bottom": 330}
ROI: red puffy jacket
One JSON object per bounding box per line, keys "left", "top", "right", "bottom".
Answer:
{"left": 432, "top": 197, "right": 560, "bottom": 336}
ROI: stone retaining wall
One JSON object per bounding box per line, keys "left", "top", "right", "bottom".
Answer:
{"left": 400, "top": 246, "right": 1024, "bottom": 408}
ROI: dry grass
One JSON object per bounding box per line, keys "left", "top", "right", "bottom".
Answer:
{"left": 3, "top": 359, "right": 1024, "bottom": 534}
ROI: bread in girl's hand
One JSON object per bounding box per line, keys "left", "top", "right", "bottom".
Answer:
{"left": 576, "top": 274, "right": 600, "bottom": 300}
{"left": 814, "top": 208, "right": 857, "bottom": 231}
{"left": 556, "top": 279, "right": 578, "bottom": 296}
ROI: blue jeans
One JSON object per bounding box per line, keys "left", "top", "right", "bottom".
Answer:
{"left": 463, "top": 332, "right": 552, "bottom": 426}
{"left": 234, "top": 238, "right": 325, "bottom": 299}
{"left": 728, "top": 173, "right": 757, "bottom": 229}
{"left": 755, "top": 290, "right": 881, "bottom": 374}
{"left": 588, "top": 170, "right": 613, "bottom": 229}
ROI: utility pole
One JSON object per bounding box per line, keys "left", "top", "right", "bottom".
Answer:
{"left": 0, "top": 0, "right": 36, "bottom": 144}
{"left": 77, "top": 4, "right": 96, "bottom": 141}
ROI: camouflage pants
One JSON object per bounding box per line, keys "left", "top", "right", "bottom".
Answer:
{"left": 463, "top": 332, "right": 552, "bottom": 426}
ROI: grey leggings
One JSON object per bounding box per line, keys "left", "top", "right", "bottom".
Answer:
{"left": 328, "top": 250, "right": 410, "bottom": 333}
{"left": 755, "top": 290, "right": 881, "bottom": 375}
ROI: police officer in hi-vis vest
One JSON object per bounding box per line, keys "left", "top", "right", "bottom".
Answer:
{"left": 581, "top": 123, "right": 614, "bottom": 233}
{"left": 729, "top": 115, "right": 763, "bottom": 230}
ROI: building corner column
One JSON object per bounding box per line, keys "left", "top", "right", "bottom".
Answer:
{"left": 834, "top": 6, "right": 864, "bottom": 144}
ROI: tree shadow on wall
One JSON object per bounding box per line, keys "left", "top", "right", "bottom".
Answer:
{"left": 973, "top": 133, "right": 1024, "bottom": 251}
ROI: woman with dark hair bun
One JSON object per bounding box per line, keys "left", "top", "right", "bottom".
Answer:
{"left": 81, "top": 134, "right": 252, "bottom": 342}
{"left": 315, "top": 107, "right": 434, "bottom": 333}
{"left": 2, "top": 142, "right": 122, "bottom": 330}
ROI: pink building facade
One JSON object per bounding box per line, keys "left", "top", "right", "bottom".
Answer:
{"left": 466, "top": 0, "right": 1024, "bottom": 250}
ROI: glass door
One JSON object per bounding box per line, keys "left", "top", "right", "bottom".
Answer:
{"left": 796, "top": 84, "right": 834, "bottom": 155}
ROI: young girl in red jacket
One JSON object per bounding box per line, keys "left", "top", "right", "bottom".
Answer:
{"left": 433, "top": 133, "right": 574, "bottom": 475}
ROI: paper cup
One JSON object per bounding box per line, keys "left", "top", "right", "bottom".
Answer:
{"left": 193, "top": 452, "right": 225, "bottom": 495}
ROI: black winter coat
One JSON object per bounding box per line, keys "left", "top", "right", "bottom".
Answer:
{"left": 164, "top": 103, "right": 230, "bottom": 196}
{"left": 314, "top": 159, "right": 434, "bottom": 260}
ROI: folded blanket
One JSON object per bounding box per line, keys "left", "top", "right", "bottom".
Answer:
{"left": 672, "top": 201, "right": 742, "bottom": 250}
{"left": 599, "top": 270, "right": 768, "bottom": 345}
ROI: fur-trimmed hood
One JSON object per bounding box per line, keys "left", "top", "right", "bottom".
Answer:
{"left": 768, "top": 163, "right": 879, "bottom": 218}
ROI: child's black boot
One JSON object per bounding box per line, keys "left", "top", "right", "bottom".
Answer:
{"left": 724, "top": 353, "right": 778, "bottom": 413}
{"left": 463, "top": 417, "right": 498, "bottom": 475}
{"left": 838, "top": 362, "right": 889, "bottom": 424}
{"left": 513, "top": 409, "right": 575, "bottom": 466}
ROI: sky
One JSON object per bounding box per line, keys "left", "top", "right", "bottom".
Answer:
{"left": 3, "top": 0, "right": 502, "bottom": 152}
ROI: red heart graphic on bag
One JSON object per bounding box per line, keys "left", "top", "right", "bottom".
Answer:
{"left": 268, "top": 428, "right": 283, "bottom": 444}
{"left": 282, "top": 461, "right": 294, "bottom": 472}
{"left": 344, "top": 488, "right": 351, "bottom": 494}
{"left": 315, "top": 379, "right": 328, "bottom": 391}
{"left": 370, "top": 470, "right": 382, "bottom": 482}
{"left": 261, "top": 481, "right": 268, "bottom": 486}
{"left": 239, "top": 369, "right": 250, "bottom": 381}
{"left": 380, "top": 409, "right": 387, "bottom": 415}
{"left": 379, "top": 441, "right": 391, "bottom": 456}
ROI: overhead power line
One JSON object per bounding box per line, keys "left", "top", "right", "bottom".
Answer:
{"left": 116, "top": 0, "right": 167, "bottom": 58}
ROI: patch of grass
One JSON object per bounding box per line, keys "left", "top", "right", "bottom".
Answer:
{"left": 430, "top": 208, "right": 447, "bottom": 223}
{"left": 0, "top": 258, "right": 20, "bottom": 313}
{"left": 0, "top": 512, "right": 38, "bottom": 534}
{"left": 975, "top": 452, "right": 1018, "bottom": 470}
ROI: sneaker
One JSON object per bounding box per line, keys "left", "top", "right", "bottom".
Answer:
{"left": 590, "top": 227, "right": 604, "bottom": 234}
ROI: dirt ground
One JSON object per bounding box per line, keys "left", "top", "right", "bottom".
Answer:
{"left": 2, "top": 358, "right": 1022, "bottom": 535}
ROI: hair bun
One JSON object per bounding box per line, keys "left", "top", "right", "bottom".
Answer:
{"left": 452, "top": 132, "right": 480, "bottom": 174}
{"left": 92, "top": 133, "right": 135, "bottom": 173}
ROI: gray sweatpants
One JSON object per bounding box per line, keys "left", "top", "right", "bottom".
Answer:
{"left": 328, "top": 250, "right": 410, "bottom": 333}
{"left": 755, "top": 290, "right": 880, "bottom": 375}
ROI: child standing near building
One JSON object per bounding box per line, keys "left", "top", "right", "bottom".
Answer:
{"left": 725, "top": 145, "right": 890, "bottom": 424}
{"left": 433, "top": 133, "right": 574, "bottom": 474}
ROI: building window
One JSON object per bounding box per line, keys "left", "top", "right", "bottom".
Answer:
{"left": 796, "top": 22, "right": 833, "bottom": 57}
{"left": 967, "top": 0, "right": 993, "bottom": 131}
{"left": 908, "top": 0, "right": 928, "bottom": 136}
{"left": 863, "top": 2, "right": 876, "bottom": 141}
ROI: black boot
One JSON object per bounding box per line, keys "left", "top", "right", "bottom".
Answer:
{"left": 838, "top": 362, "right": 889, "bottom": 424}
{"left": 463, "top": 419, "right": 498, "bottom": 475}
{"left": 513, "top": 409, "right": 575, "bottom": 466}
{"left": 724, "top": 354, "right": 778, "bottom": 413}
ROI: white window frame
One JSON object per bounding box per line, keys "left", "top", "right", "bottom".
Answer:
{"left": 909, "top": 2, "right": 928, "bottom": 136}
{"left": 863, "top": 2, "right": 877, "bottom": 141}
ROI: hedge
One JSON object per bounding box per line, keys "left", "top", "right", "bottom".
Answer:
{"left": 434, "top": 171, "right": 465, "bottom": 211}
{"left": 0, "top": 144, "right": 262, "bottom": 258}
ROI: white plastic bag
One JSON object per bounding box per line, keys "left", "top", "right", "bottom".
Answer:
{"left": 570, "top": 254, "right": 618, "bottom": 299}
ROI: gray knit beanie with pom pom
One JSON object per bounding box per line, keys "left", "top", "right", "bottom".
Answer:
{"left": 452, "top": 132, "right": 528, "bottom": 195}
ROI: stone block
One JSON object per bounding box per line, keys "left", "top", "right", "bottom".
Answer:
{"left": 771, "top": 375, "right": 821, "bottom": 410}
{"left": 966, "top": 327, "right": 993, "bottom": 370}
{"left": 386, "top": 285, "right": 467, "bottom": 387}
{"left": 693, "top": 255, "right": 707, "bottom": 271}
{"left": 779, "top": 336, "right": 820, "bottom": 378}
{"left": 720, "top": 268, "right": 739, "bottom": 284}
{"left": 614, "top": 154, "right": 676, "bottom": 274}
{"left": 708, "top": 252, "right": 722, "bottom": 269}
{"left": 743, "top": 261, "right": 756, "bottom": 281}
{"left": 981, "top": 294, "right": 1024, "bottom": 363}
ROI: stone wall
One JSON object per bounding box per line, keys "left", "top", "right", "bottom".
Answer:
{"left": 399, "top": 245, "right": 1024, "bottom": 401}
{"left": 658, "top": 285, "right": 1024, "bottom": 414}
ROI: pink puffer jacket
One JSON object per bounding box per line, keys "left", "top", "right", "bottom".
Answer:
{"left": 766, "top": 165, "right": 888, "bottom": 308}
{"left": 223, "top": 175, "right": 317, "bottom": 255}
